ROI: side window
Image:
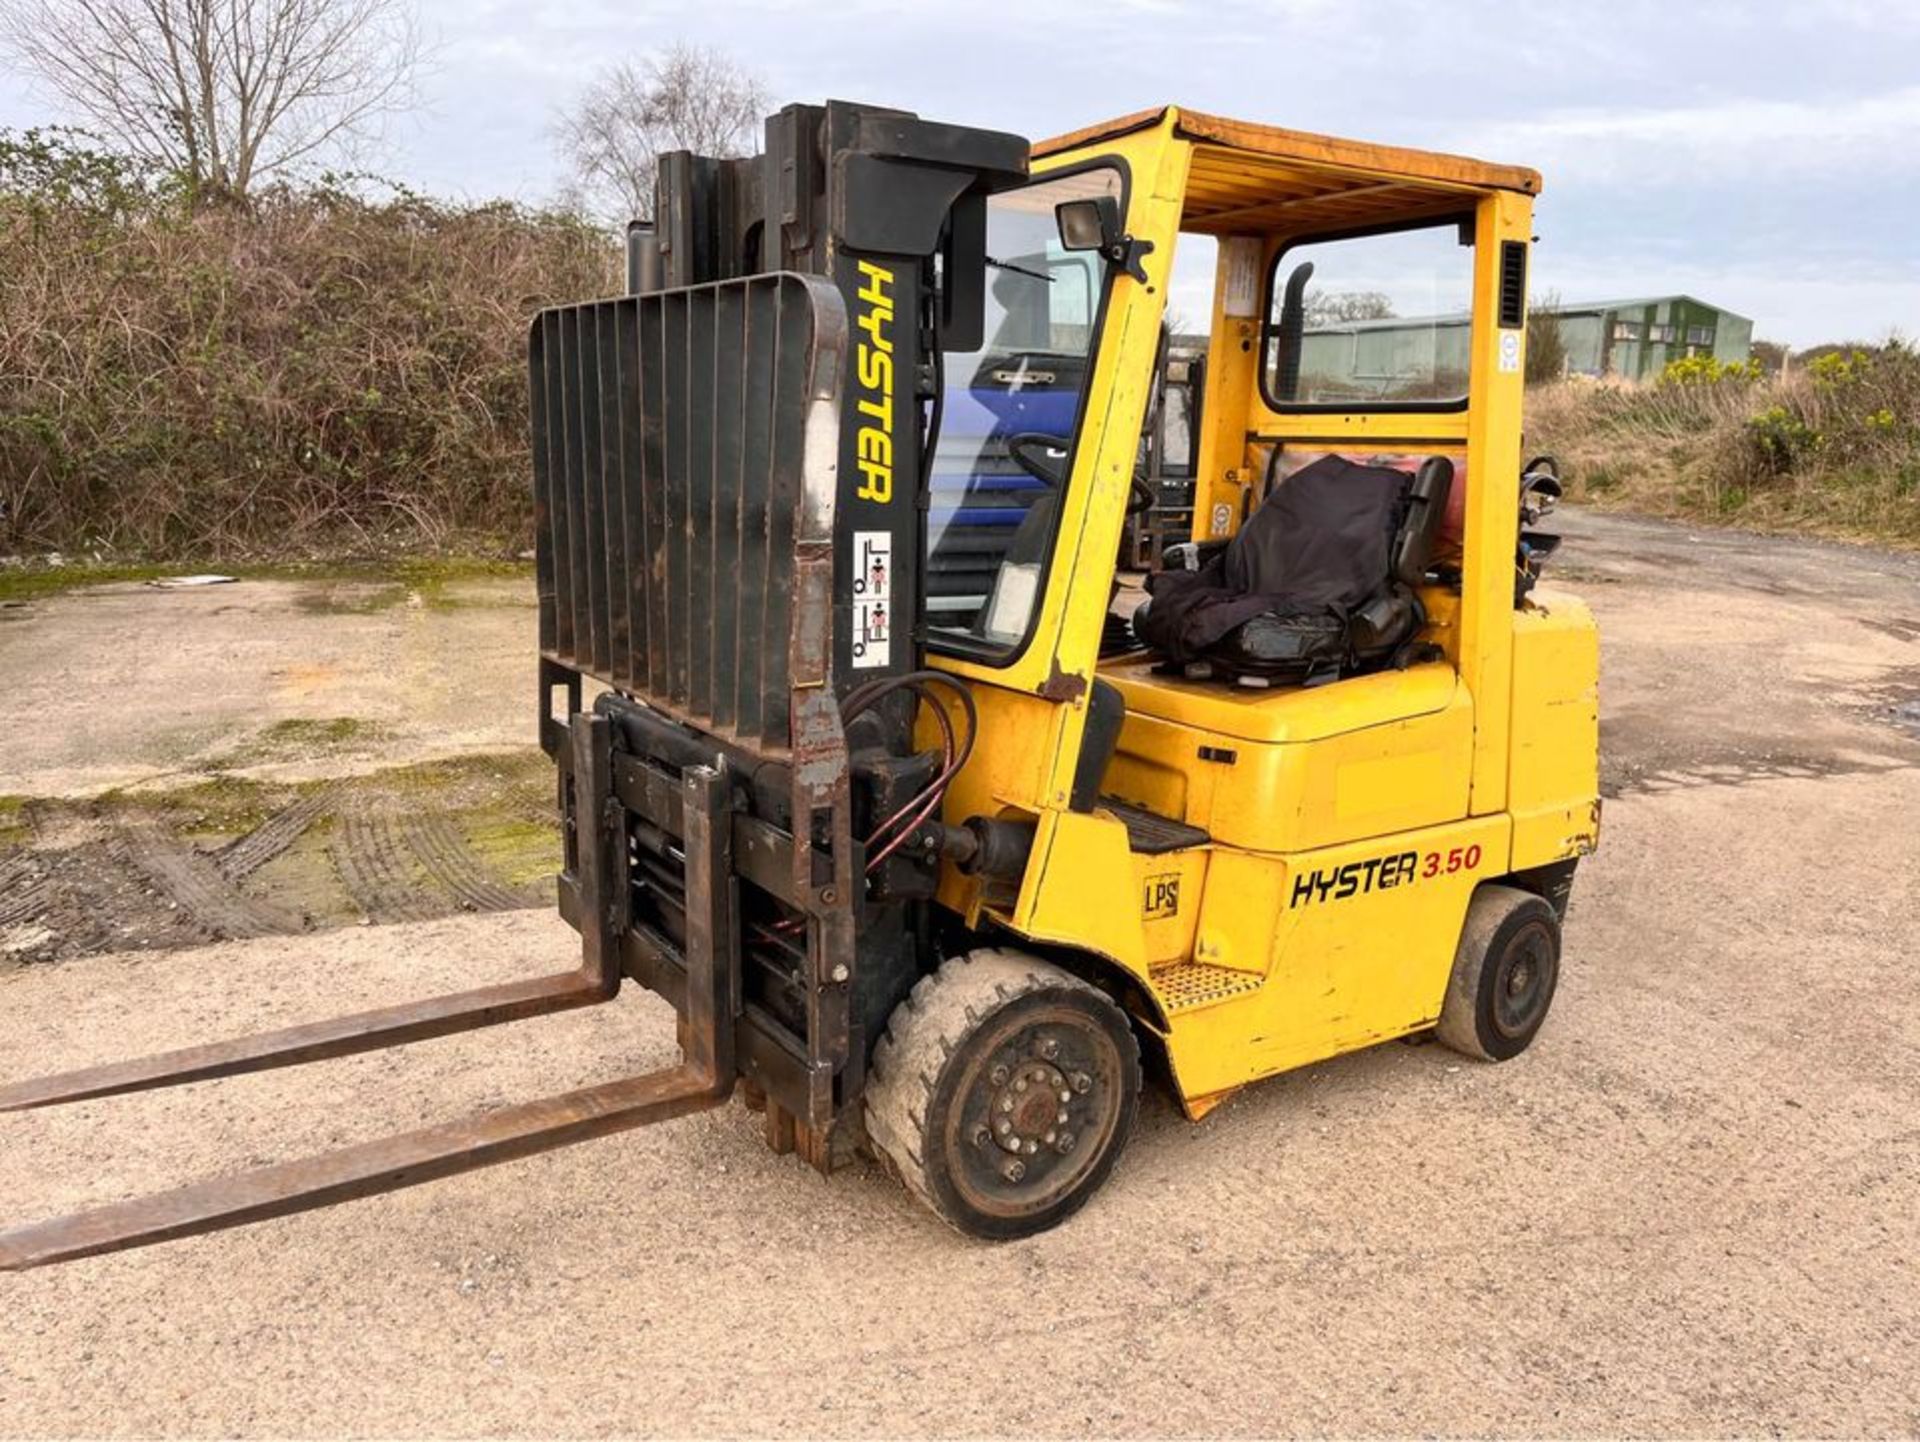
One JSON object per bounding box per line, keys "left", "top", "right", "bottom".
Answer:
{"left": 1264, "top": 220, "right": 1475, "bottom": 409}
{"left": 1160, "top": 363, "right": 1196, "bottom": 475}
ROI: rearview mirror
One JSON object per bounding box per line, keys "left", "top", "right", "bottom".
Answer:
{"left": 1055, "top": 196, "right": 1121, "bottom": 252}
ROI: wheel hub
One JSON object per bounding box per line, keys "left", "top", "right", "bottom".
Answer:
{"left": 990, "top": 1056, "right": 1073, "bottom": 1156}
{"left": 1491, "top": 922, "right": 1556, "bottom": 1039}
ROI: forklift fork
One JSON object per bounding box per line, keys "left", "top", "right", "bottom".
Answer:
{"left": 0, "top": 718, "right": 739, "bottom": 1271}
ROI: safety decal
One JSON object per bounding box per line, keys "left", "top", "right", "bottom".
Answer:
{"left": 851, "top": 530, "right": 891, "bottom": 669}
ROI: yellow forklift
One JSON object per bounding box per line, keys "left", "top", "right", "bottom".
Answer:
{"left": 0, "top": 104, "right": 1598, "bottom": 1265}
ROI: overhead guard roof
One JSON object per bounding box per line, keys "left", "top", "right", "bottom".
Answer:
{"left": 1035, "top": 106, "right": 1541, "bottom": 237}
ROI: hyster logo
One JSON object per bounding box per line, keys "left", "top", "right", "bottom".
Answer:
{"left": 853, "top": 260, "right": 895, "bottom": 504}
{"left": 1289, "top": 850, "right": 1419, "bottom": 909}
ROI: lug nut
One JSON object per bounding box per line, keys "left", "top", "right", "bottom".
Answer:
{"left": 972, "top": 1125, "right": 991, "bottom": 1148}
{"left": 1000, "top": 1097, "right": 1013, "bottom": 1113}
{"left": 1071, "top": 1072, "right": 1092, "bottom": 1094}
{"left": 1058, "top": 1089, "right": 1072, "bottom": 1104}
{"left": 1056, "top": 1109, "right": 1069, "bottom": 1125}
{"left": 1055, "top": 1131, "right": 1076, "bottom": 1154}
{"left": 989, "top": 1065, "right": 1009, "bottom": 1086}
{"left": 1003, "top": 1159, "right": 1026, "bottom": 1182}
{"left": 1024, "top": 1139, "right": 1039, "bottom": 1154}
{"left": 1015, "top": 1077, "right": 1028, "bottom": 1092}
{"left": 1037, "top": 1037, "right": 1060, "bottom": 1061}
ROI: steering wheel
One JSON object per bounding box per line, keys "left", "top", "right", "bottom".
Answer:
{"left": 1004, "top": 431, "right": 1157, "bottom": 515}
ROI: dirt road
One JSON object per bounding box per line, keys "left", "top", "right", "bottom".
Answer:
{"left": 1, "top": 511, "right": 1917, "bottom": 1437}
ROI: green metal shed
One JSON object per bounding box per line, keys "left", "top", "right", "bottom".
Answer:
{"left": 1295, "top": 294, "right": 1754, "bottom": 395}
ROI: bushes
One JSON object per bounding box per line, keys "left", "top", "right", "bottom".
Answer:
{"left": 1658, "top": 353, "right": 1762, "bottom": 386}
{"left": 0, "top": 130, "right": 618, "bottom": 557}
{"left": 1528, "top": 340, "right": 1920, "bottom": 545}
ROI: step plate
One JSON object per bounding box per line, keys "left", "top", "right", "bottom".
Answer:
{"left": 1100, "top": 798, "right": 1211, "bottom": 855}
{"left": 1151, "top": 961, "right": 1263, "bottom": 1014}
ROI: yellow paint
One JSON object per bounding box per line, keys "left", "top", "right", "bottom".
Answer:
{"left": 922, "top": 107, "right": 1597, "bottom": 1121}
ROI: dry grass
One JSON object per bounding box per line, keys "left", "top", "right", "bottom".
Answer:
{"left": 0, "top": 130, "right": 619, "bottom": 557}
{"left": 1527, "top": 348, "right": 1920, "bottom": 547}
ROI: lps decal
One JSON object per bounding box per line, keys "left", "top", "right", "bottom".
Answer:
{"left": 1143, "top": 873, "right": 1181, "bottom": 920}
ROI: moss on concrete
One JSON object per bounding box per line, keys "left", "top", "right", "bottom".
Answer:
{"left": 0, "top": 556, "right": 532, "bottom": 609}
{"left": 0, "top": 795, "right": 30, "bottom": 848}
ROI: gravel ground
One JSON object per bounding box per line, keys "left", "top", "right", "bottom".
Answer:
{"left": 0, "top": 510, "right": 1916, "bottom": 1438}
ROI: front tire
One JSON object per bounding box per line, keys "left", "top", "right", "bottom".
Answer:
{"left": 1436, "top": 884, "right": 1563, "bottom": 1062}
{"left": 866, "top": 949, "right": 1141, "bottom": 1240}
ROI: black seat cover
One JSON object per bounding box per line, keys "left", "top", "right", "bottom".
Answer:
{"left": 1134, "top": 455, "right": 1411, "bottom": 667}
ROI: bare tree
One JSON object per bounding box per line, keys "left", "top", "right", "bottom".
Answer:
{"left": 0, "top": 0, "right": 421, "bottom": 205}
{"left": 1525, "top": 290, "right": 1568, "bottom": 384}
{"left": 556, "top": 43, "right": 768, "bottom": 225}
{"left": 1304, "top": 289, "right": 1396, "bottom": 326}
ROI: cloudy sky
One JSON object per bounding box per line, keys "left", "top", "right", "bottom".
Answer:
{"left": 4, "top": 0, "right": 1915, "bottom": 346}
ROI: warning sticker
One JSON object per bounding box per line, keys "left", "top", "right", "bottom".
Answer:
{"left": 1499, "top": 331, "right": 1522, "bottom": 374}
{"left": 851, "top": 530, "right": 891, "bottom": 669}
{"left": 1222, "top": 238, "right": 1261, "bottom": 318}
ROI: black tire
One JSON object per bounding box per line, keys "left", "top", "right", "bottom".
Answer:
{"left": 1436, "top": 884, "right": 1562, "bottom": 1062}
{"left": 865, "top": 948, "right": 1141, "bottom": 1240}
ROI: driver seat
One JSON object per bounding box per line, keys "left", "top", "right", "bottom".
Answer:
{"left": 1132, "top": 451, "right": 1453, "bottom": 685}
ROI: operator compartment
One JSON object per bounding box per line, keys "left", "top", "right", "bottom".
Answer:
{"left": 1097, "top": 655, "right": 1471, "bottom": 854}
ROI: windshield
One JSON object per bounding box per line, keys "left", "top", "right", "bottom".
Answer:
{"left": 923, "top": 166, "right": 1123, "bottom": 655}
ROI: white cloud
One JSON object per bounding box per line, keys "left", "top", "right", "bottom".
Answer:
{"left": 1453, "top": 86, "right": 1920, "bottom": 186}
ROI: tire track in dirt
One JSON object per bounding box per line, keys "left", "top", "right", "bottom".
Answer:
{"left": 114, "top": 817, "right": 303, "bottom": 940}
{"left": 398, "top": 814, "right": 534, "bottom": 913}
{"left": 218, "top": 786, "right": 336, "bottom": 881}
{"left": 329, "top": 815, "right": 442, "bottom": 924}
{"left": 1607, "top": 752, "right": 1917, "bottom": 798}
{"left": 0, "top": 852, "right": 49, "bottom": 930}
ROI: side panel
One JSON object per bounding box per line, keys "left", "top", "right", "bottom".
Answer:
{"left": 1508, "top": 590, "right": 1602, "bottom": 869}
{"left": 1164, "top": 813, "right": 1510, "bottom": 1110}
{"left": 1015, "top": 809, "right": 1154, "bottom": 977}
{"left": 1099, "top": 693, "right": 1475, "bottom": 854}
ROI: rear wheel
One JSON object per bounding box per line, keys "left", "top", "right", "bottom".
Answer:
{"left": 866, "top": 949, "right": 1141, "bottom": 1239}
{"left": 1436, "top": 884, "right": 1562, "bottom": 1062}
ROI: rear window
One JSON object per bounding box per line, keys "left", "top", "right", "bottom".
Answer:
{"left": 1263, "top": 219, "right": 1475, "bottom": 411}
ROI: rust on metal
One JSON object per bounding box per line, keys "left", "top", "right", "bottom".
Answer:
{"left": 1036, "top": 660, "right": 1089, "bottom": 704}
{"left": 762, "top": 1099, "right": 796, "bottom": 1156}
{"left": 678, "top": 765, "right": 738, "bottom": 1086}
{"left": 787, "top": 541, "right": 857, "bottom": 1110}
{"left": 0, "top": 1067, "right": 721, "bottom": 1270}
{"left": 570, "top": 713, "right": 628, "bottom": 990}
{"left": 0, "top": 969, "right": 612, "bottom": 1115}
